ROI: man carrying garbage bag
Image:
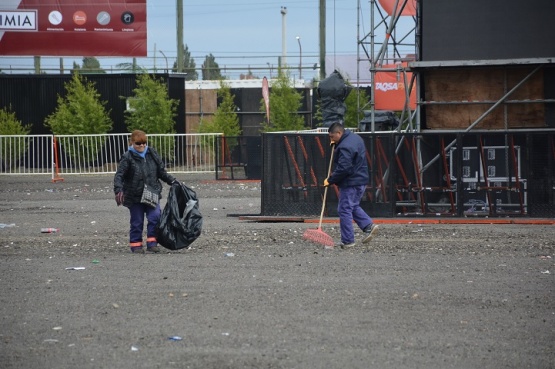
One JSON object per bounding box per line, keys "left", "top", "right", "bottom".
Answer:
{"left": 156, "top": 181, "right": 203, "bottom": 250}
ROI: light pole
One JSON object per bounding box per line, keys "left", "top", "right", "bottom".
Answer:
{"left": 281, "top": 7, "right": 287, "bottom": 67}
{"left": 159, "top": 50, "right": 169, "bottom": 73}
{"left": 296, "top": 36, "right": 302, "bottom": 79}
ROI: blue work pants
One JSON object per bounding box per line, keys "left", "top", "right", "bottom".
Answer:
{"left": 337, "top": 185, "right": 373, "bottom": 244}
{"left": 128, "top": 203, "right": 161, "bottom": 248}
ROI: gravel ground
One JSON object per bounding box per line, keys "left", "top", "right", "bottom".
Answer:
{"left": 0, "top": 174, "right": 554, "bottom": 369}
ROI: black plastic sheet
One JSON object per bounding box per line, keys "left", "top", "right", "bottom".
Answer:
{"left": 156, "top": 182, "right": 203, "bottom": 250}
{"left": 317, "top": 70, "right": 353, "bottom": 127}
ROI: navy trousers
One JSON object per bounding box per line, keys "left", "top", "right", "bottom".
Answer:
{"left": 128, "top": 202, "right": 161, "bottom": 249}
{"left": 337, "top": 184, "right": 373, "bottom": 244}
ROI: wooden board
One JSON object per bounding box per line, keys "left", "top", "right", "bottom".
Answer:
{"left": 424, "top": 67, "right": 546, "bottom": 129}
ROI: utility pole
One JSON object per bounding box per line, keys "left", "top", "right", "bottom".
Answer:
{"left": 319, "top": 0, "right": 326, "bottom": 80}
{"left": 176, "top": 0, "right": 184, "bottom": 73}
{"left": 34, "top": 56, "right": 40, "bottom": 74}
{"left": 281, "top": 7, "right": 287, "bottom": 68}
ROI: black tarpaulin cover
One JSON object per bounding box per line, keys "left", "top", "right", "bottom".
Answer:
{"left": 317, "top": 70, "right": 353, "bottom": 127}
{"left": 156, "top": 182, "right": 203, "bottom": 250}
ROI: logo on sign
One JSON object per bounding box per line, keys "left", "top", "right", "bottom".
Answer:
{"left": 0, "top": 10, "right": 37, "bottom": 31}
{"left": 375, "top": 82, "right": 405, "bottom": 92}
{"left": 73, "top": 11, "right": 87, "bottom": 25}
{"left": 121, "top": 11, "right": 134, "bottom": 25}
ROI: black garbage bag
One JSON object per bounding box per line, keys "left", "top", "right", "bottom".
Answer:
{"left": 317, "top": 70, "right": 353, "bottom": 127}
{"left": 156, "top": 182, "right": 203, "bottom": 250}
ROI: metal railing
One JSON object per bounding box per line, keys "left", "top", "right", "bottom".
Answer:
{"left": 0, "top": 135, "right": 54, "bottom": 175}
{"left": 0, "top": 133, "right": 222, "bottom": 179}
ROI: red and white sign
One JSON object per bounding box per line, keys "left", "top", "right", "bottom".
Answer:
{"left": 0, "top": 0, "right": 146, "bottom": 56}
{"left": 374, "top": 63, "right": 416, "bottom": 111}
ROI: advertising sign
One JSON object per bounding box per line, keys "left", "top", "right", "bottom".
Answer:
{"left": 374, "top": 63, "right": 416, "bottom": 111}
{"left": 0, "top": 0, "right": 146, "bottom": 56}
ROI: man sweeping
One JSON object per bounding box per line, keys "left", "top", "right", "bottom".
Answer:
{"left": 324, "top": 123, "right": 379, "bottom": 249}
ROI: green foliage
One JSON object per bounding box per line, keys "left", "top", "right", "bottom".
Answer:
{"left": 313, "top": 99, "right": 323, "bottom": 127}
{"left": 0, "top": 106, "right": 30, "bottom": 135}
{"left": 45, "top": 73, "right": 113, "bottom": 166}
{"left": 202, "top": 54, "right": 223, "bottom": 80}
{"left": 196, "top": 81, "right": 241, "bottom": 156}
{"left": 173, "top": 44, "right": 198, "bottom": 80}
{"left": 197, "top": 81, "right": 241, "bottom": 136}
{"left": 125, "top": 74, "right": 179, "bottom": 161}
{"left": 215, "top": 80, "right": 241, "bottom": 136}
{"left": 260, "top": 70, "right": 306, "bottom": 132}
{"left": 77, "top": 57, "right": 106, "bottom": 74}
{"left": 116, "top": 60, "right": 147, "bottom": 73}
{"left": 0, "top": 106, "right": 31, "bottom": 170}
{"left": 344, "top": 87, "right": 370, "bottom": 128}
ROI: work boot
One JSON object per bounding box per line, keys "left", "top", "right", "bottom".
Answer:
{"left": 338, "top": 241, "right": 356, "bottom": 249}
{"left": 130, "top": 246, "right": 144, "bottom": 254}
{"left": 147, "top": 246, "right": 161, "bottom": 253}
{"left": 362, "top": 224, "right": 379, "bottom": 243}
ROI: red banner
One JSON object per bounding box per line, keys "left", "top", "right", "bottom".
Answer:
{"left": 374, "top": 63, "right": 416, "bottom": 111}
{"left": 0, "top": 0, "right": 146, "bottom": 56}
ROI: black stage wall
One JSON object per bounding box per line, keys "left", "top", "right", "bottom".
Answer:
{"left": 420, "top": 0, "right": 555, "bottom": 61}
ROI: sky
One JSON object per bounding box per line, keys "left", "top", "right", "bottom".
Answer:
{"left": 0, "top": 0, "right": 416, "bottom": 80}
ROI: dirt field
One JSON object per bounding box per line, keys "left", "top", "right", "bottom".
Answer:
{"left": 0, "top": 174, "right": 553, "bottom": 369}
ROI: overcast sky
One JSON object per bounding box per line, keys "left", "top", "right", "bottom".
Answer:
{"left": 0, "top": 0, "right": 415, "bottom": 79}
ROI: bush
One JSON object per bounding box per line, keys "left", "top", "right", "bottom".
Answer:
{"left": 125, "top": 74, "right": 178, "bottom": 162}
{"left": 0, "top": 106, "right": 31, "bottom": 170}
{"left": 260, "top": 70, "right": 305, "bottom": 132}
{"left": 45, "top": 73, "right": 113, "bottom": 167}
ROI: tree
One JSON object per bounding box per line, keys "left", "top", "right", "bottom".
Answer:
{"left": 198, "top": 80, "right": 241, "bottom": 136}
{"left": 173, "top": 44, "right": 198, "bottom": 80}
{"left": 260, "top": 70, "right": 306, "bottom": 132}
{"left": 116, "top": 59, "right": 146, "bottom": 73}
{"left": 344, "top": 87, "right": 370, "bottom": 128}
{"left": 0, "top": 106, "right": 31, "bottom": 171}
{"left": 78, "top": 57, "right": 106, "bottom": 74}
{"left": 45, "top": 72, "right": 113, "bottom": 166}
{"left": 202, "top": 54, "right": 223, "bottom": 80}
{"left": 124, "top": 74, "right": 179, "bottom": 161}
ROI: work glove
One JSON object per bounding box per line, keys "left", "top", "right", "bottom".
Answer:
{"left": 115, "top": 192, "right": 124, "bottom": 206}
{"left": 323, "top": 178, "right": 330, "bottom": 187}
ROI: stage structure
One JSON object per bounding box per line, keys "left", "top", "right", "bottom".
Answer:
{"left": 259, "top": 0, "right": 555, "bottom": 218}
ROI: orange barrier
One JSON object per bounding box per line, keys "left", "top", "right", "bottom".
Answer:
{"left": 52, "top": 136, "right": 64, "bottom": 183}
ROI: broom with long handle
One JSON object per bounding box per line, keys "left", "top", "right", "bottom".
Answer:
{"left": 303, "top": 145, "right": 335, "bottom": 247}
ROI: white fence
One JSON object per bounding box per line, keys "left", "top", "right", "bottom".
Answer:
{"left": 0, "top": 133, "right": 222, "bottom": 179}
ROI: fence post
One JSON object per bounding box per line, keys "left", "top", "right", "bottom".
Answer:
{"left": 51, "top": 135, "right": 64, "bottom": 183}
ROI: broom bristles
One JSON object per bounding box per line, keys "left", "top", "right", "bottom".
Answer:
{"left": 303, "top": 228, "right": 334, "bottom": 247}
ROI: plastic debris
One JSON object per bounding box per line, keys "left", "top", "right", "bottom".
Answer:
{"left": 168, "top": 336, "right": 183, "bottom": 341}
{"left": 225, "top": 253, "right": 235, "bottom": 257}
{"left": 65, "top": 267, "right": 85, "bottom": 270}
{"left": 0, "top": 223, "right": 16, "bottom": 228}
{"left": 131, "top": 345, "right": 139, "bottom": 351}
{"left": 41, "top": 228, "right": 59, "bottom": 233}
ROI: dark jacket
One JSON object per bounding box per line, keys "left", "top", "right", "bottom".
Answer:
{"left": 113, "top": 147, "right": 176, "bottom": 207}
{"left": 327, "top": 130, "right": 369, "bottom": 188}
